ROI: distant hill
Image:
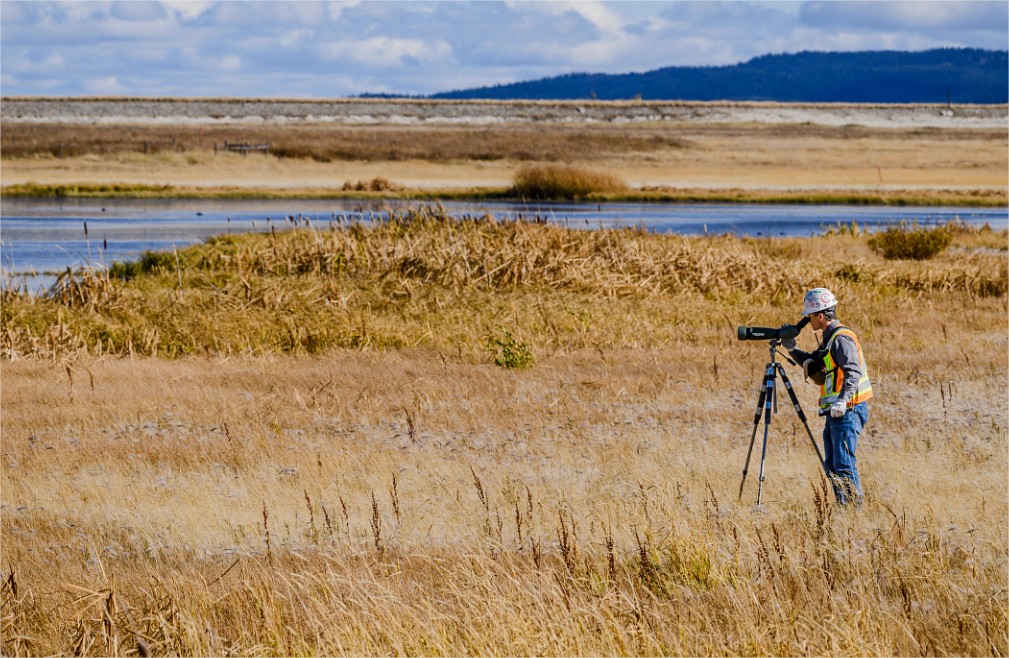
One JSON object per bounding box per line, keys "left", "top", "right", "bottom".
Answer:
{"left": 429, "top": 49, "right": 1008, "bottom": 104}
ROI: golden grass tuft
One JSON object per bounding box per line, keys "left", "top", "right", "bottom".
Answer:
{"left": 511, "top": 164, "right": 628, "bottom": 199}
{"left": 341, "top": 176, "right": 402, "bottom": 192}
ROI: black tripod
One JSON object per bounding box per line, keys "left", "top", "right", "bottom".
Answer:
{"left": 738, "top": 338, "right": 828, "bottom": 505}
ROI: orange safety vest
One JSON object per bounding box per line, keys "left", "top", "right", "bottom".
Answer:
{"left": 819, "top": 327, "right": 873, "bottom": 410}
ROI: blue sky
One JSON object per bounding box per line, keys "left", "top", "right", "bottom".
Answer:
{"left": 2, "top": 1, "right": 1006, "bottom": 98}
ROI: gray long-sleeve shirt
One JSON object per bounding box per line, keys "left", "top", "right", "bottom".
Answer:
{"left": 788, "top": 320, "right": 867, "bottom": 405}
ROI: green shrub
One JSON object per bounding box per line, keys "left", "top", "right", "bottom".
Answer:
{"left": 835, "top": 263, "right": 864, "bottom": 282}
{"left": 108, "top": 251, "right": 176, "bottom": 280}
{"left": 867, "top": 222, "right": 952, "bottom": 260}
{"left": 488, "top": 328, "right": 535, "bottom": 369}
{"left": 511, "top": 164, "right": 627, "bottom": 200}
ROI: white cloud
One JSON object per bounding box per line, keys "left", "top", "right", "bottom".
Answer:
{"left": 542, "top": 0, "right": 625, "bottom": 36}
{"left": 3, "top": 50, "right": 66, "bottom": 74}
{"left": 159, "top": 1, "right": 213, "bottom": 20}
{"left": 280, "top": 28, "right": 314, "bottom": 48}
{"left": 110, "top": 2, "right": 166, "bottom": 21}
{"left": 217, "top": 54, "right": 243, "bottom": 71}
{"left": 48, "top": 2, "right": 112, "bottom": 23}
{"left": 325, "top": 1, "right": 362, "bottom": 21}
{"left": 84, "top": 75, "right": 128, "bottom": 94}
{"left": 320, "top": 36, "right": 453, "bottom": 68}
{"left": 787, "top": 26, "right": 949, "bottom": 54}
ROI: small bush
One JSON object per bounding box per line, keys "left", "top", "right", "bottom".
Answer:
{"left": 511, "top": 164, "right": 627, "bottom": 200}
{"left": 108, "top": 251, "right": 176, "bottom": 280}
{"left": 488, "top": 328, "right": 535, "bottom": 369}
{"left": 835, "top": 263, "right": 864, "bottom": 282}
{"left": 341, "top": 177, "right": 401, "bottom": 192}
{"left": 867, "top": 222, "right": 952, "bottom": 260}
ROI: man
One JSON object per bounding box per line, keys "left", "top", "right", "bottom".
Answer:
{"left": 782, "top": 288, "right": 873, "bottom": 505}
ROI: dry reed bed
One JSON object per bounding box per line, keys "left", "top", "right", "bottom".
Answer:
{"left": 1, "top": 210, "right": 1007, "bottom": 655}
{"left": 1, "top": 207, "right": 1006, "bottom": 360}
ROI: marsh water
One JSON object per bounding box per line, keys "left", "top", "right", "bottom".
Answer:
{"left": 2, "top": 197, "right": 1006, "bottom": 294}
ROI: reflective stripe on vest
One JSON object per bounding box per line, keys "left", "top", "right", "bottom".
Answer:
{"left": 819, "top": 327, "right": 873, "bottom": 410}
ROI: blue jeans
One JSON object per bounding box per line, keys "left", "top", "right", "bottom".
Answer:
{"left": 822, "top": 402, "right": 868, "bottom": 505}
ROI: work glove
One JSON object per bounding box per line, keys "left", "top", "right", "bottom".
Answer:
{"left": 778, "top": 325, "right": 797, "bottom": 350}
{"left": 829, "top": 401, "right": 847, "bottom": 418}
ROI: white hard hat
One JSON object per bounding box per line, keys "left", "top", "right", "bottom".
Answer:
{"left": 802, "top": 288, "right": 837, "bottom": 316}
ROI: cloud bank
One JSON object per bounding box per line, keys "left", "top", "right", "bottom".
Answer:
{"left": 2, "top": 0, "right": 1006, "bottom": 97}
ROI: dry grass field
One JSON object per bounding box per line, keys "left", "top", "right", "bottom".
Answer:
{"left": 1, "top": 207, "right": 1007, "bottom": 655}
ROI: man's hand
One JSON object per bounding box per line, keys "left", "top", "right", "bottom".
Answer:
{"left": 782, "top": 336, "right": 796, "bottom": 350}
{"left": 829, "top": 401, "right": 847, "bottom": 418}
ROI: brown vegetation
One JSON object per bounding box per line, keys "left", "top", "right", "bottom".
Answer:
{"left": 0, "top": 122, "right": 687, "bottom": 163}
{"left": 2, "top": 118, "right": 1005, "bottom": 205}
{"left": 2, "top": 211, "right": 1007, "bottom": 654}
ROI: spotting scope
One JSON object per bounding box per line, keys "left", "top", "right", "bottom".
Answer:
{"left": 737, "top": 316, "right": 809, "bottom": 342}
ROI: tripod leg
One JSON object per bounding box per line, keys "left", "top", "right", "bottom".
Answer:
{"left": 755, "top": 373, "right": 776, "bottom": 505}
{"left": 776, "top": 364, "right": 828, "bottom": 475}
{"left": 738, "top": 366, "right": 772, "bottom": 501}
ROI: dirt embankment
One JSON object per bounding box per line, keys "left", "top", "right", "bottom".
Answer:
{"left": 3, "top": 97, "right": 1007, "bottom": 128}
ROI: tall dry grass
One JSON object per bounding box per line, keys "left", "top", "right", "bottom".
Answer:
{"left": 1, "top": 209, "right": 1007, "bottom": 655}
{"left": 2, "top": 346, "right": 1006, "bottom": 655}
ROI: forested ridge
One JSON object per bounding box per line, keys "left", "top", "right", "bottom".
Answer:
{"left": 426, "top": 49, "right": 1007, "bottom": 103}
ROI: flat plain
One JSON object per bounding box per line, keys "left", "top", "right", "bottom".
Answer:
{"left": 2, "top": 99, "right": 1006, "bottom": 203}
{"left": 1, "top": 100, "right": 1007, "bottom": 656}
